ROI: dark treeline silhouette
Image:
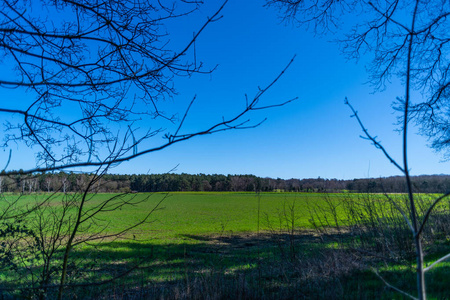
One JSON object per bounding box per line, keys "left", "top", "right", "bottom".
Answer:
{"left": 1, "top": 172, "right": 450, "bottom": 193}
{"left": 347, "top": 175, "right": 450, "bottom": 194}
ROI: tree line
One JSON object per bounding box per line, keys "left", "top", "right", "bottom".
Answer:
{"left": 2, "top": 172, "right": 450, "bottom": 194}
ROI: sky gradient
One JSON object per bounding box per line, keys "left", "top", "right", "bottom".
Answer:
{"left": 2, "top": 0, "right": 449, "bottom": 180}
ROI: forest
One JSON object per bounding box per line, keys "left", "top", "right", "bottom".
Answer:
{"left": 2, "top": 172, "right": 450, "bottom": 194}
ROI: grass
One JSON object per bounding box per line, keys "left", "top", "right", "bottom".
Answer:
{"left": 0, "top": 192, "right": 449, "bottom": 299}
{"left": 1, "top": 192, "right": 327, "bottom": 240}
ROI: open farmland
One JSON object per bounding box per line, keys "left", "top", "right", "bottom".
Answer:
{"left": 81, "top": 192, "right": 331, "bottom": 240}
{"left": 0, "top": 192, "right": 449, "bottom": 299}
{"left": 1, "top": 192, "right": 337, "bottom": 240}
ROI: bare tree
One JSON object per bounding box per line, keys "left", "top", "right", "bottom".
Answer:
{"left": 45, "top": 176, "right": 52, "bottom": 193}
{"left": 267, "top": 0, "right": 450, "bottom": 154}
{"left": 0, "top": 168, "right": 164, "bottom": 299}
{"left": 267, "top": 1, "right": 450, "bottom": 299}
{"left": 0, "top": 0, "right": 296, "bottom": 298}
{"left": 0, "top": 0, "right": 295, "bottom": 175}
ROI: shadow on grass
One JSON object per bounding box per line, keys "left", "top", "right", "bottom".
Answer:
{"left": 1, "top": 231, "right": 449, "bottom": 299}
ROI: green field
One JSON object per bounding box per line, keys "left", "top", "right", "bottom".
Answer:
{"left": 1, "top": 192, "right": 449, "bottom": 299}
{"left": 1, "top": 192, "right": 340, "bottom": 240}
{"left": 93, "top": 192, "right": 329, "bottom": 240}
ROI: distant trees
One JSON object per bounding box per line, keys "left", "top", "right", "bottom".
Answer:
{"left": 5, "top": 172, "right": 450, "bottom": 193}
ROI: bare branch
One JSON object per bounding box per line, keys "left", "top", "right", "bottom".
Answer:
{"left": 417, "top": 190, "right": 450, "bottom": 236}
{"left": 345, "top": 98, "right": 404, "bottom": 173}
{"left": 372, "top": 269, "right": 418, "bottom": 300}
{"left": 424, "top": 253, "right": 450, "bottom": 272}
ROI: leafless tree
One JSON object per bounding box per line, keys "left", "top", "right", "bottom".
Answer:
{"left": 0, "top": 166, "right": 165, "bottom": 299}
{"left": 0, "top": 0, "right": 296, "bottom": 298}
{"left": 267, "top": 0, "right": 450, "bottom": 299}
{"left": 45, "top": 176, "right": 52, "bottom": 193}
{"left": 267, "top": 0, "right": 450, "bottom": 154}
{"left": 0, "top": 0, "right": 295, "bottom": 175}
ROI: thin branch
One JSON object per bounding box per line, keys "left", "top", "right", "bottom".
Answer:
{"left": 1, "top": 149, "right": 11, "bottom": 172}
{"left": 416, "top": 190, "right": 450, "bottom": 236}
{"left": 172, "top": 95, "right": 196, "bottom": 141}
{"left": 382, "top": 192, "right": 414, "bottom": 232}
{"left": 3, "top": 56, "right": 296, "bottom": 175}
{"left": 373, "top": 269, "right": 418, "bottom": 300}
{"left": 345, "top": 98, "right": 404, "bottom": 173}
{"left": 424, "top": 253, "right": 450, "bottom": 272}
{"left": 368, "top": 1, "right": 410, "bottom": 33}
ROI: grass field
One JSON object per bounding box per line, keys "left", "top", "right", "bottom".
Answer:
{"left": 98, "top": 192, "right": 327, "bottom": 240}
{"left": 1, "top": 192, "right": 449, "bottom": 299}
{"left": 2, "top": 192, "right": 339, "bottom": 240}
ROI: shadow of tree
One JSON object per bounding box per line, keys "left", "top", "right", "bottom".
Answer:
{"left": 1, "top": 231, "right": 449, "bottom": 299}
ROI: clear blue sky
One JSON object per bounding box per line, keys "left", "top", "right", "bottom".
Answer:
{"left": 2, "top": 0, "right": 449, "bottom": 179}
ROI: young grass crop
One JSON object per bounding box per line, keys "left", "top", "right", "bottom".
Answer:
{"left": 0, "top": 192, "right": 449, "bottom": 299}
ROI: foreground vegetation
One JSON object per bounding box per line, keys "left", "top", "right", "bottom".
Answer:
{"left": 0, "top": 192, "right": 449, "bottom": 299}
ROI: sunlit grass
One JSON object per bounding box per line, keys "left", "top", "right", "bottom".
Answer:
{"left": 0, "top": 192, "right": 448, "bottom": 298}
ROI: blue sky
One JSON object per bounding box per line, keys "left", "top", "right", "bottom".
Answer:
{"left": 2, "top": 0, "right": 449, "bottom": 179}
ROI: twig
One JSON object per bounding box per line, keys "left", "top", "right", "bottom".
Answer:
{"left": 345, "top": 98, "right": 404, "bottom": 173}
{"left": 424, "top": 253, "right": 450, "bottom": 272}
{"left": 372, "top": 269, "right": 418, "bottom": 300}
